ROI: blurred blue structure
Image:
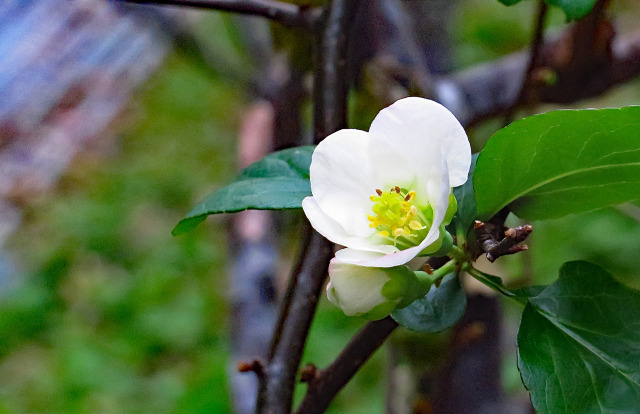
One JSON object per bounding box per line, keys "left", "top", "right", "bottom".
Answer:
{"left": 0, "top": 0, "right": 169, "bottom": 256}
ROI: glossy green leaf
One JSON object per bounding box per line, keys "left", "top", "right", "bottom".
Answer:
{"left": 450, "top": 154, "right": 478, "bottom": 239}
{"left": 511, "top": 285, "right": 546, "bottom": 299}
{"left": 474, "top": 107, "right": 640, "bottom": 221}
{"left": 391, "top": 274, "right": 466, "bottom": 333}
{"left": 517, "top": 261, "right": 640, "bottom": 413}
{"left": 173, "top": 146, "right": 314, "bottom": 235}
{"left": 498, "top": 0, "right": 522, "bottom": 5}
{"left": 497, "top": 0, "right": 597, "bottom": 20}
{"left": 546, "top": 0, "right": 598, "bottom": 20}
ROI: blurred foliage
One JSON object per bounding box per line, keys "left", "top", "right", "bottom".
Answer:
{"left": 452, "top": 0, "right": 566, "bottom": 69}
{"left": 2, "top": 53, "right": 241, "bottom": 414}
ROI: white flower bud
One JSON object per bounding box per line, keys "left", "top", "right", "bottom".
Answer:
{"left": 327, "top": 259, "right": 425, "bottom": 320}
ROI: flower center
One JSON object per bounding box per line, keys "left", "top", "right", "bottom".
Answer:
{"left": 368, "top": 186, "right": 433, "bottom": 248}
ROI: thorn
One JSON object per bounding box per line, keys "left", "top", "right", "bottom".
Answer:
{"left": 300, "top": 363, "right": 318, "bottom": 383}
{"left": 237, "top": 359, "right": 265, "bottom": 377}
{"left": 474, "top": 220, "right": 485, "bottom": 230}
{"left": 423, "top": 263, "right": 434, "bottom": 274}
{"left": 237, "top": 362, "right": 252, "bottom": 372}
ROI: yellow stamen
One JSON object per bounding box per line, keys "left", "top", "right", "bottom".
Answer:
{"left": 367, "top": 186, "right": 433, "bottom": 250}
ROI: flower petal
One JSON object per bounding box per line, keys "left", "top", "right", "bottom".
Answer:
{"left": 310, "top": 129, "right": 378, "bottom": 237}
{"left": 302, "top": 197, "right": 396, "bottom": 254}
{"left": 344, "top": 243, "right": 430, "bottom": 268}
{"left": 334, "top": 248, "right": 389, "bottom": 262}
{"left": 327, "top": 259, "right": 397, "bottom": 317}
{"left": 369, "top": 97, "right": 471, "bottom": 187}
{"left": 420, "top": 148, "right": 451, "bottom": 247}
{"left": 336, "top": 150, "right": 452, "bottom": 268}
{"left": 366, "top": 135, "right": 417, "bottom": 190}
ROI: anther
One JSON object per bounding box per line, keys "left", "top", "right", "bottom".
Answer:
{"left": 393, "top": 228, "right": 405, "bottom": 237}
{"left": 376, "top": 188, "right": 382, "bottom": 196}
{"left": 394, "top": 186, "right": 401, "bottom": 194}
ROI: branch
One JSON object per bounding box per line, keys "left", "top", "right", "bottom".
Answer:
{"left": 295, "top": 317, "right": 399, "bottom": 414}
{"left": 441, "top": 0, "right": 640, "bottom": 127}
{"left": 258, "top": 230, "right": 333, "bottom": 414}
{"left": 504, "top": 0, "right": 548, "bottom": 122}
{"left": 474, "top": 219, "right": 533, "bottom": 263}
{"left": 122, "top": 0, "right": 322, "bottom": 29}
{"left": 312, "top": 1, "right": 363, "bottom": 144}
{"left": 265, "top": 221, "right": 311, "bottom": 361}
{"left": 294, "top": 254, "right": 450, "bottom": 413}
{"left": 257, "top": 1, "right": 362, "bottom": 413}
{"left": 374, "top": 0, "right": 435, "bottom": 98}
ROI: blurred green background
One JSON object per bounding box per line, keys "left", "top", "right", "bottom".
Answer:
{"left": 2, "top": 0, "right": 640, "bottom": 413}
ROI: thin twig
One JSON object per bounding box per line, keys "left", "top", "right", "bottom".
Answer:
{"left": 295, "top": 317, "right": 399, "bottom": 414}
{"left": 503, "top": 0, "right": 548, "bottom": 124}
{"left": 122, "top": 0, "right": 322, "bottom": 29}
{"left": 257, "top": 1, "right": 362, "bottom": 413}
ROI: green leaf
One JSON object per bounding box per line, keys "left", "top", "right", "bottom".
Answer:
{"left": 517, "top": 261, "right": 640, "bottom": 413}
{"left": 391, "top": 274, "right": 466, "bottom": 333}
{"left": 545, "top": 0, "right": 598, "bottom": 20}
{"left": 474, "top": 106, "right": 640, "bottom": 221}
{"left": 511, "top": 284, "right": 546, "bottom": 299}
{"left": 497, "top": 0, "right": 597, "bottom": 21}
{"left": 450, "top": 154, "right": 478, "bottom": 239}
{"left": 173, "top": 146, "right": 314, "bottom": 235}
{"left": 497, "top": 0, "right": 522, "bottom": 6}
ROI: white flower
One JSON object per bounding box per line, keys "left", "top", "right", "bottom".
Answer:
{"left": 302, "top": 97, "right": 471, "bottom": 268}
{"left": 326, "top": 257, "right": 425, "bottom": 320}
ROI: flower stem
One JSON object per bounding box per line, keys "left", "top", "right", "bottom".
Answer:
{"left": 465, "top": 265, "right": 526, "bottom": 305}
{"left": 455, "top": 225, "right": 467, "bottom": 249}
{"left": 448, "top": 245, "right": 467, "bottom": 261}
{"left": 415, "top": 259, "right": 456, "bottom": 296}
